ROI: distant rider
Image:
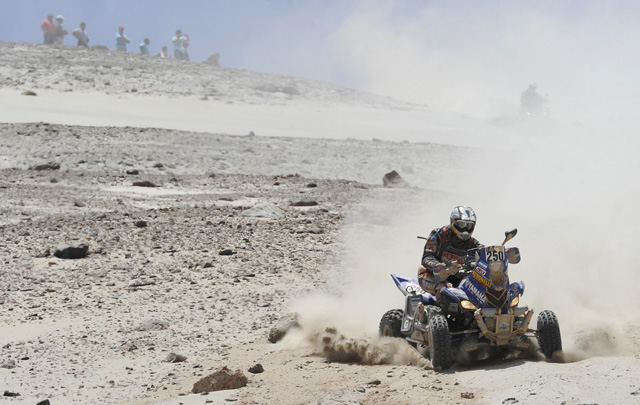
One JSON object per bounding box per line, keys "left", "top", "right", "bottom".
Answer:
{"left": 418, "top": 206, "right": 483, "bottom": 296}
{"left": 520, "top": 83, "right": 546, "bottom": 115}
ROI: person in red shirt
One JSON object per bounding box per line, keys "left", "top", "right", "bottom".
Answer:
{"left": 40, "top": 14, "right": 56, "bottom": 45}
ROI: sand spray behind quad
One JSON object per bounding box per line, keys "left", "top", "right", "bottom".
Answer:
{"left": 285, "top": 122, "right": 640, "bottom": 365}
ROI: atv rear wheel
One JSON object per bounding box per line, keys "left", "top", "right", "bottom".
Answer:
{"left": 379, "top": 309, "right": 403, "bottom": 338}
{"left": 428, "top": 314, "right": 453, "bottom": 370}
{"left": 537, "top": 310, "right": 562, "bottom": 359}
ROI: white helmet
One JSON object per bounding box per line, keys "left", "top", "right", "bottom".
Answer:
{"left": 450, "top": 206, "right": 476, "bottom": 241}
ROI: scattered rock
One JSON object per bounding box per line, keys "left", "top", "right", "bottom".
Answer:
{"left": 3, "top": 391, "right": 20, "bottom": 397}
{"left": 126, "top": 169, "right": 139, "bottom": 175}
{"left": 317, "top": 390, "right": 362, "bottom": 405}
{"left": 21, "top": 90, "right": 37, "bottom": 96}
{"left": 461, "top": 392, "right": 475, "bottom": 399}
{"left": 382, "top": 170, "right": 408, "bottom": 188}
{"left": 165, "top": 353, "right": 187, "bottom": 363}
{"left": 129, "top": 279, "right": 156, "bottom": 288}
{"left": 219, "top": 249, "right": 236, "bottom": 256}
{"left": 291, "top": 198, "right": 318, "bottom": 207}
{"left": 36, "top": 400, "right": 51, "bottom": 405}
{"left": 54, "top": 243, "right": 89, "bottom": 259}
{"left": 132, "top": 180, "right": 157, "bottom": 187}
{"left": 248, "top": 364, "right": 264, "bottom": 374}
{"left": 268, "top": 313, "right": 300, "bottom": 343}
{"left": 306, "top": 182, "right": 318, "bottom": 188}
{"left": 32, "top": 162, "right": 60, "bottom": 171}
{"left": 367, "top": 380, "right": 381, "bottom": 386}
{"left": 137, "top": 319, "right": 169, "bottom": 331}
{"left": 1, "top": 359, "right": 16, "bottom": 369}
{"left": 192, "top": 366, "right": 248, "bottom": 393}
{"left": 242, "top": 203, "right": 285, "bottom": 219}
{"left": 134, "top": 220, "right": 148, "bottom": 228}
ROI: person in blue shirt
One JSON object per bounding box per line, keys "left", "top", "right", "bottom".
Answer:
{"left": 172, "top": 29, "right": 190, "bottom": 60}
{"left": 115, "top": 25, "right": 130, "bottom": 52}
{"left": 139, "top": 38, "right": 150, "bottom": 55}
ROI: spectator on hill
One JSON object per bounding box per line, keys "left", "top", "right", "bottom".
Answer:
{"left": 158, "top": 45, "right": 171, "bottom": 59}
{"left": 40, "top": 14, "right": 56, "bottom": 45}
{"left": 172, "top": 30, "right": 189, "bottom": 60}
{"left": 182, "top": 33, "right": 190, "bottom": 61}
{"left": 115, "top": 25, "right": 130, "bottom": 52}
{"left": 72, "top": 22, "right": 89, "bottom": 47}
{"left": 139, "top": 38, "right": 150, "bottom": 55}
{"left": 54, "top": 15, "right": 68, "bottom": 46}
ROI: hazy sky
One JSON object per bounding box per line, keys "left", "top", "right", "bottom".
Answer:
{"left": 4, "top": 0, "right": 640, "bottom": 118}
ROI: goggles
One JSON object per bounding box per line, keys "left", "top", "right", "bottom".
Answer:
{"left": 454, "top": 220, "right": 475, "bottom": 231}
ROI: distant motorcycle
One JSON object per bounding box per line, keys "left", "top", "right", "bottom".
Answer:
{"left": 521, "top": 85, "right": 548, "bottom": 117}
{"left": 379, "top": 229, "right": 562, "bottom": 370}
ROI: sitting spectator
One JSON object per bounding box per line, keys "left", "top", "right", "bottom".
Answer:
{"left": 158, "top": 45, "right": 171, "bottom": 59}
{"left": 72, "top": 22, "right": 89, "bottom": 47}
{"left": 40, "top": 14, "right": 56, "bottom": 45}
{"left": 139, "top": 38, "right": 150, "bottom": 55}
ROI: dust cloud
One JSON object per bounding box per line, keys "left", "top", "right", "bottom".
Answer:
{"left": 280, "top": 2, "right": 640, "bottom": 365}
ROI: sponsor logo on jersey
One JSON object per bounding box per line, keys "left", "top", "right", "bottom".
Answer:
{"left": 443, "top": 251, "right": 463, "bottom": 263}
{"left": 475, "top": 266, "right": 487, "bottom": 276}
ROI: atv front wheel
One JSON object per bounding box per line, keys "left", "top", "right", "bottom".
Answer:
{"left": 537, "top": 310, "right": 562, "bottom": 359}
{"left": 379, "top": 309, "right": 403, "bottom": 338}
{"left": 428, "top": 314, "right": 453, "bottom": 370}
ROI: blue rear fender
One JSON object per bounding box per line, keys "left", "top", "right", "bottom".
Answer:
{"left": 390, "top": 274, "right": 436, "bottom": 305}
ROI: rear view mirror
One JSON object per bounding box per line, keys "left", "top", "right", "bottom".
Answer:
{"left": 502, "top": 228, "right": 518, "bottom": 245}
{"left": 507, "top": 247, "right": 521, "bottom": 264}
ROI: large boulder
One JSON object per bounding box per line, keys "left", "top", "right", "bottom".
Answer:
{"left": 382, "top": 170, "right": 408, "bottom": 188}
{"left": 268, "top": 313, "right": 301, "bottom": 343}
{"left": 192, "top": 366, "right": 248, "bottom": 393}
{"left": 54, "top": 243, "right": 89, "bottom": 259}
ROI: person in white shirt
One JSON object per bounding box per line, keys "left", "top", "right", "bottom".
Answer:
{"left": 72, "top": 22, "right": 89, "bottom": 47}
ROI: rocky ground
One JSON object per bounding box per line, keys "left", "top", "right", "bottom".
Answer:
{"left": 1, "top": 41, "right": 640, "bottom": 405}
{"left": 0, "top": 122, "right": 375, "bottom": 404}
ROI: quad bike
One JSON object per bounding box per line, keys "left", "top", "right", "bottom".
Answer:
{"left": 379, "top": 229, "right": 562, "bottom": 370}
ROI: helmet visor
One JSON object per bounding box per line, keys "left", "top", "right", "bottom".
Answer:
{"left": 455, "top": 220, "right": 475, "bottom": 232}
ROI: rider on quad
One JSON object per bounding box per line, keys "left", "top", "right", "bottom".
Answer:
{"left": 418, "top": 206, "right": 483, "bottom": 297}
{"left": 520, "top": 83, "right": 547, "bottom": 115}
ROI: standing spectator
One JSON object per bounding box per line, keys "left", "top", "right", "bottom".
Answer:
{"left": 172, "top": 30, "right": 188, "bottom": 60}
{"left": 72, "top": 22, "right": 89, "bottom": 47}
{"left": 54, "top": 15, "right": 68, "bottom": 46}
{"left": 139, "top": 38, "right": 150, "bottom": 55}
{"left": 182, "top": 33, "right": 190, "bottom": 61}
{"left": 40, "top": 13, "right": 56, "bottom": 44}
{"left": 158, "top": 45, "right": 171, "bottom": 59}
{"left": 115, "top": 25, "right": 130, "bottom": 52}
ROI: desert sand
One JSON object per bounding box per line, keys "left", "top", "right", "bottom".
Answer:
{"left": 0, "top": 41, "right": 639, "bottom": 405}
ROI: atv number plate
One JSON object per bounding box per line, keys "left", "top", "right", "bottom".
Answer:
{"left": 496, "top": 314, "right": 513, "bottom": 333}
